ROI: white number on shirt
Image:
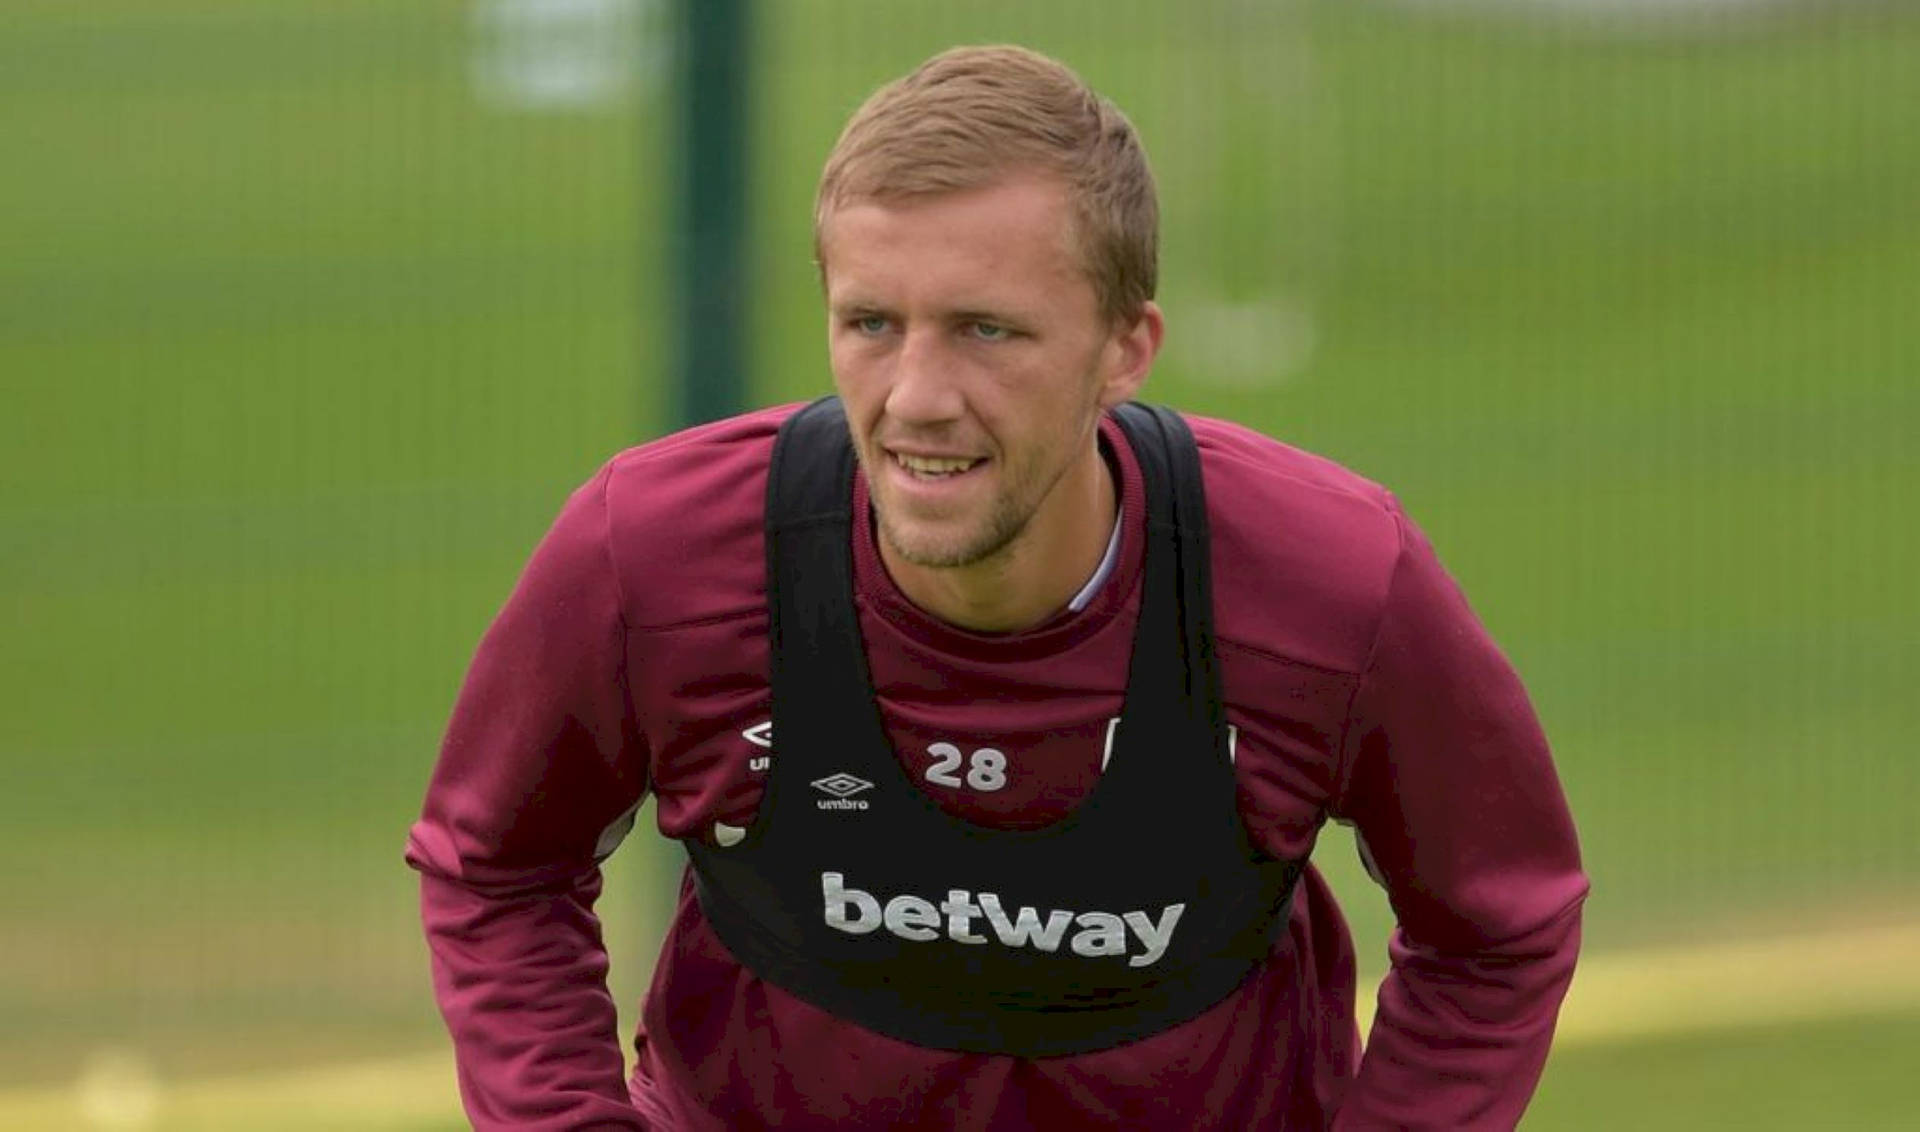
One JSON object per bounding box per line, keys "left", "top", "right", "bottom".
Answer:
{"left": 925, "top": 742, "right": 1008, "bottom": 792}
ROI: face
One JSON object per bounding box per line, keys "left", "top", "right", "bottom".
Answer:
{"left": 819, "top": 177, "right": 1160, "bottom": 578}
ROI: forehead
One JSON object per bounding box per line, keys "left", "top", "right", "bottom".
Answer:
{"left": 820, "top": 178, "right": 1093, "bottom": 310}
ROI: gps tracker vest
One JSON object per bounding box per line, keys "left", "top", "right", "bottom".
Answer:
{"left": 683, "top": 396, "right": 1302, "bottom": 1056}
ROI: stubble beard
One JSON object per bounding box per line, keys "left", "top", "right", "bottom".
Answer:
{"left": 874, "top": 483, "right": 1030, "bottom": 570}
{"left": 867, "top": 418, "right": 1092, "bottom": 572}
{"left": 859, "top": 371, "right": 1107, "bottom": 572}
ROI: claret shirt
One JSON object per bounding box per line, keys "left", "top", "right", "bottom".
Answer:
{"left": 406, "top": 403, "right": 1588, "bottom": 1131}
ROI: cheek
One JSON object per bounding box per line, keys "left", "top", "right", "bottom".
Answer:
{"left": 828, "top": 355, "right": 887, "bottom": 443}
{"left": 993, "top": 369, "right": 1091, "bottom": 459}
{"left": 825, "top": 335, "right": 854, "bottom": 380}
{"left": 827, "top": 344, "right": 874, "bottom": 401}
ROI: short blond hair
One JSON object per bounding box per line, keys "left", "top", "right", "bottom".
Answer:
{"left": 814, "top": 45, "right": 1158, "bottom": 326}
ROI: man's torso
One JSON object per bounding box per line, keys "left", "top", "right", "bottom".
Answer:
{"left": 595, "top": 403, "right": 1402, "bottom": 1129}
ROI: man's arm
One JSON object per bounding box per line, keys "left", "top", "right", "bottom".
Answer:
{"left": 1331, "top": 500, "right": 1589, "bottom": 1130}
{"left": 405, "top": 464, "right": 651, "bottom": 1131}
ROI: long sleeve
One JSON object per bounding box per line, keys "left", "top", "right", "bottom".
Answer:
{"left": 404, "top": 464, "right": 651, "bottom": 1131}
{"left": 1331, "top": 500, "right": 1588, "bottom": 1130}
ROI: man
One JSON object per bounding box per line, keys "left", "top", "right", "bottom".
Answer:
{"left": 408, "top": 45, "right": 1586, "bottom": 1130}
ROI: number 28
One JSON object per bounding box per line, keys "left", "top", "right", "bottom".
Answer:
{"left": 925, "top": 742, "right": 1008, "bottom": 792}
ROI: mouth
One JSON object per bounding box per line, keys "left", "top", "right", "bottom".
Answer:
{"left": 888, "top": 450, "right": 986, "bottom": 481}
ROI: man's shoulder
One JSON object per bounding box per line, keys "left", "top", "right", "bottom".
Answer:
{"left": 604, "top": 401, "right": 800, "bottom": 483}
{"left": 1182, "top": 413, "right": 1404, "bottom": 676}
{"left": 1185, "top": 413, "right": 1393, "bottom": 513}
{"left": 596, "top": 402, "right": 806, "bottom": 630}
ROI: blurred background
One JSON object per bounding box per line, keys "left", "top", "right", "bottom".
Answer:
{"left": 3, "top": 0, "right": 1916, "bottom": 1127}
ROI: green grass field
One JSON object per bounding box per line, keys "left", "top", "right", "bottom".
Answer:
{"left": 4, "top": 0, "right": 1918, "bottom": 1125}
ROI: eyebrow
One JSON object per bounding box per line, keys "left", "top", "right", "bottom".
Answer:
{"left": 949, "top": 308, "right": 1019, "bottom": 326}
{"left": 829, "top": 299, "right": 1026, "bottom": 327}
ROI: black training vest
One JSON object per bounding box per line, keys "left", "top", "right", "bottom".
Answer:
{"left": 683, "top": 397, "right": 1303, "bottom": 1057}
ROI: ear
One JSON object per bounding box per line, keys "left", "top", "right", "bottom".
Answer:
{"left": 1096, "top": 301, "right": 1164, "bottom": 408}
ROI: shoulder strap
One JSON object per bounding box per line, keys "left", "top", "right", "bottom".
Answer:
{"left": 1108, "top": 402, "right": 1228, "bottom": 760}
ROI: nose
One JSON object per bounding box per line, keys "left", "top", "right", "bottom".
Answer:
{"left": 884, "top": 327, "right": 965, "bottom": 426}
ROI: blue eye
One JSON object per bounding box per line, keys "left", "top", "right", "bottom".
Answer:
{"left": 855, "top": 315, "right": 890, "bottom": 335}
{"left": 970, "top": 322, "right": 1010, "bottom": 341}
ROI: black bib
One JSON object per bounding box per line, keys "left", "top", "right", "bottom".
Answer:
{"left": 683, "top": 397, "right": 1302, "bottom": 1057}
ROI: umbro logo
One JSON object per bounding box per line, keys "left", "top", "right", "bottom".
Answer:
{"left": 811, "top": 772, "right": 874, "bottom": 811}
{"left": 812, "top": 773, "right": 872, "bottom": 798}
{"left": 742, "top": 721, "right": 772, "bottom": 772}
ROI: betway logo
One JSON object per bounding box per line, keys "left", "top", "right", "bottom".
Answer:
{"left": 822, "top": 871, "right": 1183, "bottom": 969}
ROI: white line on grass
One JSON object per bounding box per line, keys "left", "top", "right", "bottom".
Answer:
{"left": 1554, "top": 920, "right": 1920, "bottom": 1044}
{"left": 7, "top": 923, "right": 1920, "bottom": 1130}
{"left": 1357, "top": 922, "right": 1920, "bottom": 1045}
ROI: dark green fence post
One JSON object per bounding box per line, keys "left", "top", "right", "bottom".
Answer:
{"left": 673, "top": 0, "right": 751, "bottom": 427}
{"left": 652, "top": 0, "right": 751, "bottom": 953}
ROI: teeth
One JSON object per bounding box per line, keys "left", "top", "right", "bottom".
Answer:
{"left": 894, "top": 452, "right": 979, "bottom": 477}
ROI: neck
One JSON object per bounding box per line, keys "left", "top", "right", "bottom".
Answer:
{"left": 881, "top": 441, "right": 1116, "bottom": 634}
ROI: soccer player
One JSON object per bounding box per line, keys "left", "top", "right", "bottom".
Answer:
{"left": 407, "top": 45, "right": 1587, "bottom": 1130}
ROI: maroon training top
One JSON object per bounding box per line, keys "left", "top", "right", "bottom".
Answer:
{"left": 406, "top": 403, "right": 1588, "bottom": 1130}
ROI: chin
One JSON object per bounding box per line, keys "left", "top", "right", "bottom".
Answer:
{"left": 882, "top": 529, "right": 980, "bottom": 570}
{"left": 875, "top": 517, "right": 985, "bottom": 570}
